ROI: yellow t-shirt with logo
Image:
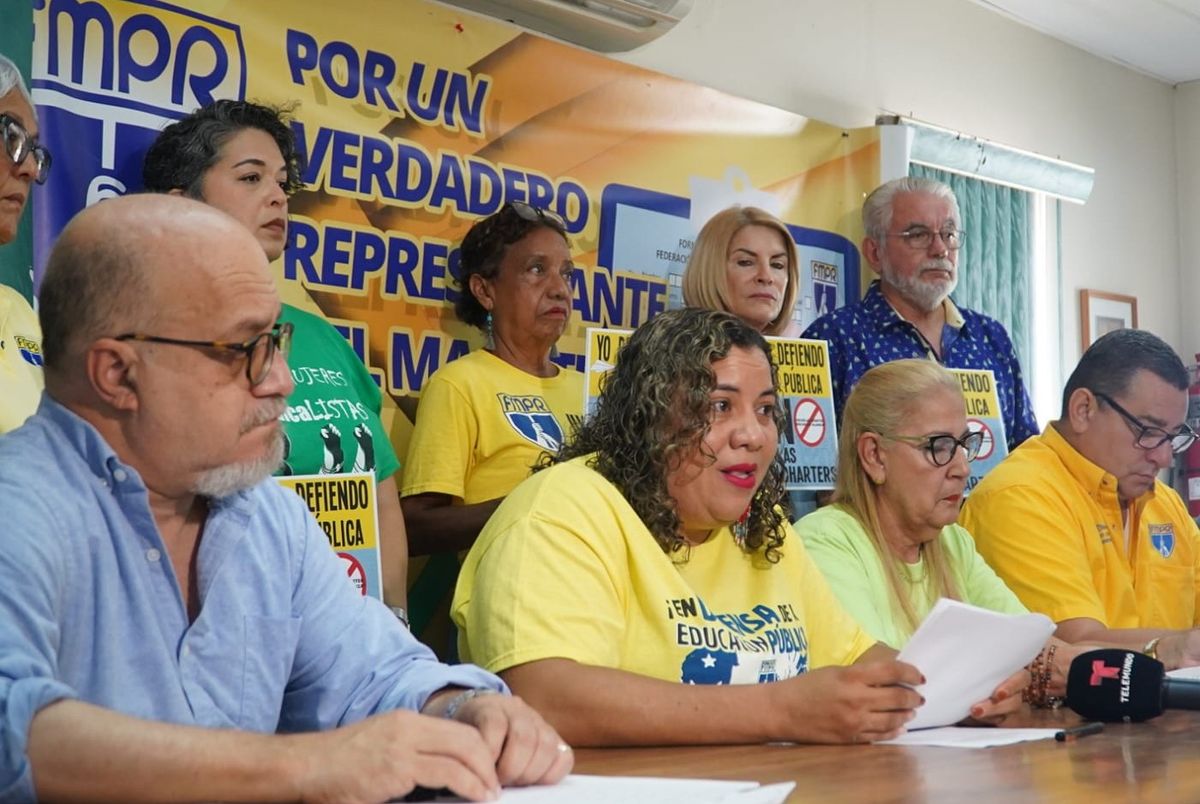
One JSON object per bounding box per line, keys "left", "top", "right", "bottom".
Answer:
{"left": 960, "top": 425, "right": 1200, "bottom": 629}
{"left": 401, "top": 349, "right": 584, "bottom": 504}
{"left": 0, "top": 285, "right": 44, "bottom": 434}
{"left": 453, "top": 456, "right": 876, "bottom": 683}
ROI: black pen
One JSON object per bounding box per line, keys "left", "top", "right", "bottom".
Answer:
{"left": 1055, "top": 722, "right": 1105, "bottom": 742}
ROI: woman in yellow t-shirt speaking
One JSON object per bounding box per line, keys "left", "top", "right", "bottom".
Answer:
{"left": 453, "top": 308, "right": 1022, "bottom": 746}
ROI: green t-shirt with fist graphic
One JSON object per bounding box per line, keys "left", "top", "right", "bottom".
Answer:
{"left": 276, "top": 304, "right": 400, "bottom": 481}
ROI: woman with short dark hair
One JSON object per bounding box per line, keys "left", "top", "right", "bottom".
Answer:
{"left": 142, "top": 100, "right": 410, "bottom": 617}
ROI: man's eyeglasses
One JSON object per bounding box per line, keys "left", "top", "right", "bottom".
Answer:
{"left": 116, "top": 322, "right": 293, "bottom": 387}
{"left": 1093, "top": 391, "right": 1198, "bottom": 454}
{"left": 883, "top": 430, "right": 985, "bottom": 467}
{"left": 886, "top": 226, "right": 965, "bottom": 251}
{"left": 1, "top": 113, "right": 52, "bottom": 185}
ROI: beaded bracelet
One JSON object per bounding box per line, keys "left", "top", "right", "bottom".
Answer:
{"left": 1022, "top": 650, "right": 1042, "bottom": 705}
{"left": 1023, "top": 644, "right": 1061, "bottom": 709}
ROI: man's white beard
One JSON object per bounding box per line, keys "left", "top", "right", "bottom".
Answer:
{"left": 191, "top": 400, "right": 287, "bottom": 498}
{"left": 191, "top": 428, "right": 285, "bottom": 498}
{"left": 882, "top": 257, "right": 957, "bottom": 313}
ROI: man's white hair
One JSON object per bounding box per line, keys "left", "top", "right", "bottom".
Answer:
{"left": 862, "top": 176, "right": 960, "bottom": 242}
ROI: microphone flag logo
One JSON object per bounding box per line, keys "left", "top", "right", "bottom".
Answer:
{"left": 1090, "top": 660, "right": 1121, "bottom": 686}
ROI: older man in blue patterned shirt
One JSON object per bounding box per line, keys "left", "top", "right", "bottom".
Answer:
{"left": 802, "top": 176, "right": 1038, "bottom": 451}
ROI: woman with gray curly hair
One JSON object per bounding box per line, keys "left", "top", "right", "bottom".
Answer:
{"left": 0, "top": 53, "right": 50, "bottom": 433}
{"left": 452, "top": 308, "right": 1024, "bottom": 746}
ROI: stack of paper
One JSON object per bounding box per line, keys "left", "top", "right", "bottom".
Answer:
{"left": 434, "top": 775, "right": 795, "bottom": 802}
{"left": 881, "top": 726, "right": 1057, "bottom": 747}
{"left": 1167, "top": 665, "right": 1200, "bottom": 681}
{"left": 897, "top": 598, "right": 1056, "bottom": 730}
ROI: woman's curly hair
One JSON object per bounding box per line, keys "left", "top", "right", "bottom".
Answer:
{"left": 454, "top": 203, "right": 569, "bottom": 330}
{"left": 548, "top": 307, "right": 789, "bottom": 561}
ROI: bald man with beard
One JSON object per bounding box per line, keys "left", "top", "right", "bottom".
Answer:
{"left": 0, "top": 195, "right": 571, "bottom": 803}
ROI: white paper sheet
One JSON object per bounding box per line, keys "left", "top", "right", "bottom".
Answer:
{"left": 431, "top": 775, "right": 796, "bottom": 803}
{"left": 1167, "top": 665, "right": 1200, "bottom": 681}
{"left": 897, "top": 598, "right": 1055, "bottom": 730}
{"left": 879, "top": 726, "right": 1058, "bottom": 748}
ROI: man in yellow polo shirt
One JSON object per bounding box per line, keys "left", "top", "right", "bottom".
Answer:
{"left": 961, "top": 329, "right": 1200, "bottom": 669}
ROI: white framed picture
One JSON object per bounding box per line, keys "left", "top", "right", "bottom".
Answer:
{"left": 1080, "top": 289, "right": 1138, "bottom": 351}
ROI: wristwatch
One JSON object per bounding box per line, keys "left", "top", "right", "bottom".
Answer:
{"left": 390, "top": 606, "right": 410, "bottom": 629}
{"left": 442, "top": 688, "right": 500, "bottom": 720}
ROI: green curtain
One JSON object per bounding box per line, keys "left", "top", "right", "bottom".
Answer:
{"left": 909, "top": 164, "right": 1032, "bottom": 375}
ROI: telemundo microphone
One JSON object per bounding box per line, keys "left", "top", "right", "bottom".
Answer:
{"left": 1065, "top": 648, "right": 1200, "bottom": 722}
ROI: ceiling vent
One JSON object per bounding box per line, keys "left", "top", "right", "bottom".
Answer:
{"left": 436, "top": 0, "right": 693, "bottom": 52}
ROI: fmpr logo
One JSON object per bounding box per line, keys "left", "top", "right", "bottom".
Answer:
{"left": 34, "top": 0, "right": 245, "bottom": 113}
{"left": 30, "top": 0, "right": 246, "bottom": 276}
{"left": 15, "top": 336, "right": 43, "bottom": 368}
{"left": 497, "top": 394, "right": 563, "bottom": 451}
{"left": 1149, "top": 523, "right": 1175, "bottom": 559}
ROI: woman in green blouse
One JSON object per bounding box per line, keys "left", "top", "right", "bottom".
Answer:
{"left": 797, "top": 359, "right": 1081, "bottom": 700}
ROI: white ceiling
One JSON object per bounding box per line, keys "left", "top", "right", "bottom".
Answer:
{"left": 970, "top": 0, "right": 1200, "bottom": 85}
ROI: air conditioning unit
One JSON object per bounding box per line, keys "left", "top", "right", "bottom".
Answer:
{"left": 436, "top": 0, "right": 693, "bottom": 52}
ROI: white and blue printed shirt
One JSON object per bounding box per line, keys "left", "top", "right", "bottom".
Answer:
{"left": 801, "top": 281, "right": 1038, "bottom": 450}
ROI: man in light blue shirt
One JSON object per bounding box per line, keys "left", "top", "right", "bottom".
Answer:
{"left": 0, "top": 195, "right": 572, "bottom": 802}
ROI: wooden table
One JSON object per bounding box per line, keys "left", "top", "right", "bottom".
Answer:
{"left": 573, "top": 710, "right": 1200, "bottom": 802}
